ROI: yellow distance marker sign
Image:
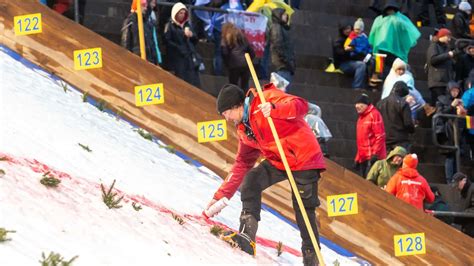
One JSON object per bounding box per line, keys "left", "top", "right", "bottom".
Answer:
{"left": 14, "top": 13, "right": 42, "bottom": 35}
{"left": 197, "top": 120, "right": 227, "bottom": 143}
{"left": 326, "top": 193, "right": 358, "bottom": 217}
{"left": 394, "top": 233, "right": 426, "bottom": 257}
{"left": 134, "top": 83, "right": 164, "bottom": 107}
{"left": 74, "top": 48, "right": 102, "bottom": 70}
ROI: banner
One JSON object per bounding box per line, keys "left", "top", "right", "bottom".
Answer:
{"left": 225, "top": 11, "right": 268, "bottom": 58}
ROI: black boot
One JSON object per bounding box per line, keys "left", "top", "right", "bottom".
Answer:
{"left": 222, "top": 212, "right": 258, "bottom": 256}
{"left": 303, "top": 249, "right": 318, "bottom": 266}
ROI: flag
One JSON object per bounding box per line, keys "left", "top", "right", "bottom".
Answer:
{"left": 467, "top": 116, "right": 474, "bottom": 129}
{"left": 374, "top": 53, "right": 387, "bottom": 74}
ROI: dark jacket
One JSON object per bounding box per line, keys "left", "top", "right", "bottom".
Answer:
{"left": 427, "top": 41, "right": 455, "bottom": 89}
{"left": 452, "top": 10, "right": 471, "bottom": 39}
{"left": 270, "top": 8, "right": 295, "bottom": 74}
{"left": 221, "top": 39, "right": 255, "bottom": 69}
{"left": 435, "top": 82, "right": 463, "bottom": 153}
{"left": 333, "top": 23, "right": 353, "bottom": 68}
{"left": 377, "top": 81, "right": 415, "bottom": 145}
{"left": 455, "top": 52, "right": 474, "bottom": 83}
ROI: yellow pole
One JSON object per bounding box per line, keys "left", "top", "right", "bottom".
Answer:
{"left": 136, "top": 1, "right": 146, "bottom": 60}
{"left": 244, "top": 53, "right": 325, "bottom": 266}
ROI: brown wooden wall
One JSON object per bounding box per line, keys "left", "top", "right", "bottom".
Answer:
{"left": 1, "top": 1, "right": 473, "bottom": 264}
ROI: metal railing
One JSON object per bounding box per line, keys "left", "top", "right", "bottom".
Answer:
{"left": 431, "top": 113, "right": 468, "bottom": 174}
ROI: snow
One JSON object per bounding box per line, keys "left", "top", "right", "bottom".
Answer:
{"left": 0, "top": 47, "right": 363, "bottom": 265}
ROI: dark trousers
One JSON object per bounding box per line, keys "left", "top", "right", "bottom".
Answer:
{"left": 418, "top": 0, "right": 446, "bottom": 26}
{"left": 430, "top": 86, "right": 445, "bottom": 106}
{"left": 379, "top": 50, "right": 397, "bottom": 80}
{"left": 228, "top": 67, "right": 251, "bottom": 93}
{"left": 240, "top": 160, "right": 321, "bottom": 251}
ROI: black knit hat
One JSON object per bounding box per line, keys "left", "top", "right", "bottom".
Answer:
{"left": 217, "top": 84, "right": 245, "bottom": 114}
{"left": 392, "top": 81, "right": 409, "bottom": 97}
{"left": 355, "top": 93, "right": 370, "bottom": 105}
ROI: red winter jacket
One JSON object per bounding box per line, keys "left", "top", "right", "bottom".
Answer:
{"left": 385, "top": 168, "right": 435, "bottom": 210}
{"left": 53, "top": 0, "right": 72, "bottom": 14}
{"left": 355, "top": 104, "right": 386, "bottom": 163}
{"left": 213, "top": 84, "right": 326, "bottom": 200}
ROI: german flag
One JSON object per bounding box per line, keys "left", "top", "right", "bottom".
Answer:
{"left": 375, "top": 53, "right": 387, "bottom": 74}
{"left": 467, "top": 116, "right": 474, "bottom": 129}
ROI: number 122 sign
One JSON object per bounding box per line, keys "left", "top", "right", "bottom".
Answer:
{"left": 14, "top": 13, "right": 42, "bottom": 35}
{"left": 197, "top": 120, "right": 227, "bottom": 143}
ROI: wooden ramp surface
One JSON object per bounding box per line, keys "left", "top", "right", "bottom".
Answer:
{"left": 1, "top": 2, "right": 473, "bottom": 265}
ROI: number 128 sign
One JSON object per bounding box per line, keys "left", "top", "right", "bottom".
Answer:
{"left": 197, "top": 120, "right": 227, "bottom": 143}
{"left": 394, "top": 233, "right": 426, "bottom": 256}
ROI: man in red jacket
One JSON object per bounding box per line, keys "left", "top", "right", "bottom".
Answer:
{"left": 385, "top": 154, "right": 435, "bottom": 210}
{"left": 205, "top": 84, "right": 326, "bottom": 265}
{"left": 354, "top": 93, "right": 386, "bottom": 177}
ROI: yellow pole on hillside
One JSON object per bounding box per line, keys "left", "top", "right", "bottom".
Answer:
{"left": 244, "top": 53, "right": 325, "bottom": 266}
{"left": 136, "top": 1, "right": 146, "bottom": 60}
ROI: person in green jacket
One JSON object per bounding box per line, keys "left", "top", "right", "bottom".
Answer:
{"left": 366, "top": 146, "right": 407, "bottom": 188}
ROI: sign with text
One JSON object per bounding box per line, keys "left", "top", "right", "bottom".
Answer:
{"left": 134, "top": 83, "right": 164, "bottom": 107}
{"left": 197, "top": 120, "right": 227, "bottom": 143}
{"left": 394, "top": 233, "right": 426, "bottom": 257}
{"left": 14, "top": 13, "right": 42, "bottom": 35}
{"left": 327, "top": 193, "right": 358, "bottom": 217}
{"left": 74, "top": 48, "right": 102, "bottom": 70}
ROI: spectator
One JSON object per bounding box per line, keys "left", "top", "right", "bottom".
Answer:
{"left": 377, "top": 81, "right": 415, "bottom": 152}
{"left": 345, "top": 18, "right": 381, "bottom": 86}
{"left": 385, "top": 154, "right": 435, "bottom": 210}
{"left": 417, "top": 0, "right": 447, "bottom": 27}
{"left": 427, "top": 28, "right": 456, "bottom": 106}
{"left": 369, "top": 0, "right": 415, "bottom": 18}
{"left": 221, "top": 23, "right": 255, "bottom": 93}
{"left": 435, "top": 81, "right": 466, "bottom": 183}
{"left": 425, "top": 185, "right": 454, "bottom": 225}
{"left": 455, "top": 43, "right": 474, "bottom": 87}
{"left": 305, "top": 102, "right": 333, "bottom": 158}
{"left": 333, "top": 22, "right": 368, "bottom": 89}
{"left": 270, "top": 8, "right": 295, "bottom": 88}
{"left": 452, "top": 0, "right": 472, "bottom": 39}
{"left": 121, "top": 0, "right": 161, "bottom": 65}
{"left": 164, "top": 2, "right": 201, "bottom": 87}
{"left": 382, "top": 58, "right": 436, "bottom": 118}
{"left": 366, "top": 146, "right": 407, "bottom": 188}
{"left": 354, "top": 94, "right": 387, "bottom": 177}
{"left": 462, "top": 77, "right": 474, "bottom": 156}
{"left": 452, "top": 172, "right": 474, "bottom": 236}
{"left": 369, "top": 1, "right": 420, "bottom": 78}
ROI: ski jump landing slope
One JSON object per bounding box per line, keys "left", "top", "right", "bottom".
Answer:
{"left": 1, "top": 2, "right": 473, "bottom": 265}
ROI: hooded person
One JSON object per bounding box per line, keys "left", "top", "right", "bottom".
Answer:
{"left": 270, "top": 8, "right": 295, "bottom": 88}
{"left": 451, "top": 172, "right": 474, "bottom": 237}
{"left": 377, "top": 81, "right": 415, "bottom": 151}
{"left": 385, "top": 154, "right": 435, "bottom": 210}
{"left": 452, "top": 0, "right": 472, "bottom": 39}
{"left": 366, "top": 146, "right": 407, "bottom": 187}
{"left": 164, "top": 2, "right": 201, "bottom": 87}
{"left": 382, "top": 58, "right": 435, "bottom": 117}
{"left": 369, "top": 1, "right": 420, "bottom": 78}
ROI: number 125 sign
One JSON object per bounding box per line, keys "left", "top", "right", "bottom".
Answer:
{"left": 197, "top": 120, "right": 227, "bottom": 143}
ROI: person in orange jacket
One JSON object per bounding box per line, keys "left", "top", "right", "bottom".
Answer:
{"left": 385, "top": 153, "right": 435, "bottom": 210}
{"left": 204, "top": 83, "right": 326, "bottom": 265}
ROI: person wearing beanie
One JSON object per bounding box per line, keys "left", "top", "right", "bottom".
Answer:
{"left": 206, "top": 83, "right": 326, "bottom": 264}
{"left": 377, "top": 81, "right": 415, "bottom": 152}
{"left": 451, "top": 172, "right": 474, "bottom": 237}
{"left": 385, "top": 154, "right": 435, "bottom": 210}
{"left": 354, "top": 93, "right": 386, "bottom": 177}
{"left": 426, "top": 28, "right": 456, "bottom": 106}
{"left": 452, "top": 0, "right": 472, "bottom": 39}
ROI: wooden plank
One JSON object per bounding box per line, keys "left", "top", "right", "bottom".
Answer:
{"left": 1, "top": 2, "right": 473, "bottom": 265}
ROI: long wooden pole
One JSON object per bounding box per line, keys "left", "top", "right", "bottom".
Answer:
{"left": 136, "top": 1, "right": 147, "bottom": 60}
{"left": 244, "top": 53, "right": 325, "bottom": 266}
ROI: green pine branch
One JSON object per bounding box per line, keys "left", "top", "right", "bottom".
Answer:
{"left": 0, "top": 157, "right": 7, "bottom": 161}
{"left": 276, "top": 241, "right": 283, "bottom": 257}
{"left": 40, "top": 172, "right": 61, "bottom": 188}
{"left": 82, "top": 91, "right": 89, "bottom": 102}
{"left": 132, "top": 202, "right": 142, "bottom": 211}
{"left": 78, "top": 143, "right": 92, "bottom": 152}
{"left": 164, "top": 145, "right": 176, "bottom": 154}
{"left": 171, "top": 213, "right": 185, "bottom": 225}
{"left": 101, "top": 179, "right": 123, "bottom": 209}
{"left": 136, "top": 128, "right": 153, "bottom": 141}
{"left": 0, "top": 169, "right": 5, "bottom": 177}
{"left": 116, "top": 106, "right": 125, "bottom": 121}
{"left": 210, "top": 225, "right": 225, "bottom": 237}
{"left": 97, "top": 100, "right": 107, "bottom": 112}
{"left": 59, "top": 80, "right": 68, "bottom": 93}
{"left": 39, "top": 251, "right": 78, "bottom": 266}
{"left": 333, "top": 259, "right": 340, "bottom": 266}
{"left": 0, "top": 228, "right": 16, "bottom": 242}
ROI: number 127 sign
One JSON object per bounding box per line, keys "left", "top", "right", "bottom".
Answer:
{"left": 197, "top": 120, "right": 227, "bottom": 143}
